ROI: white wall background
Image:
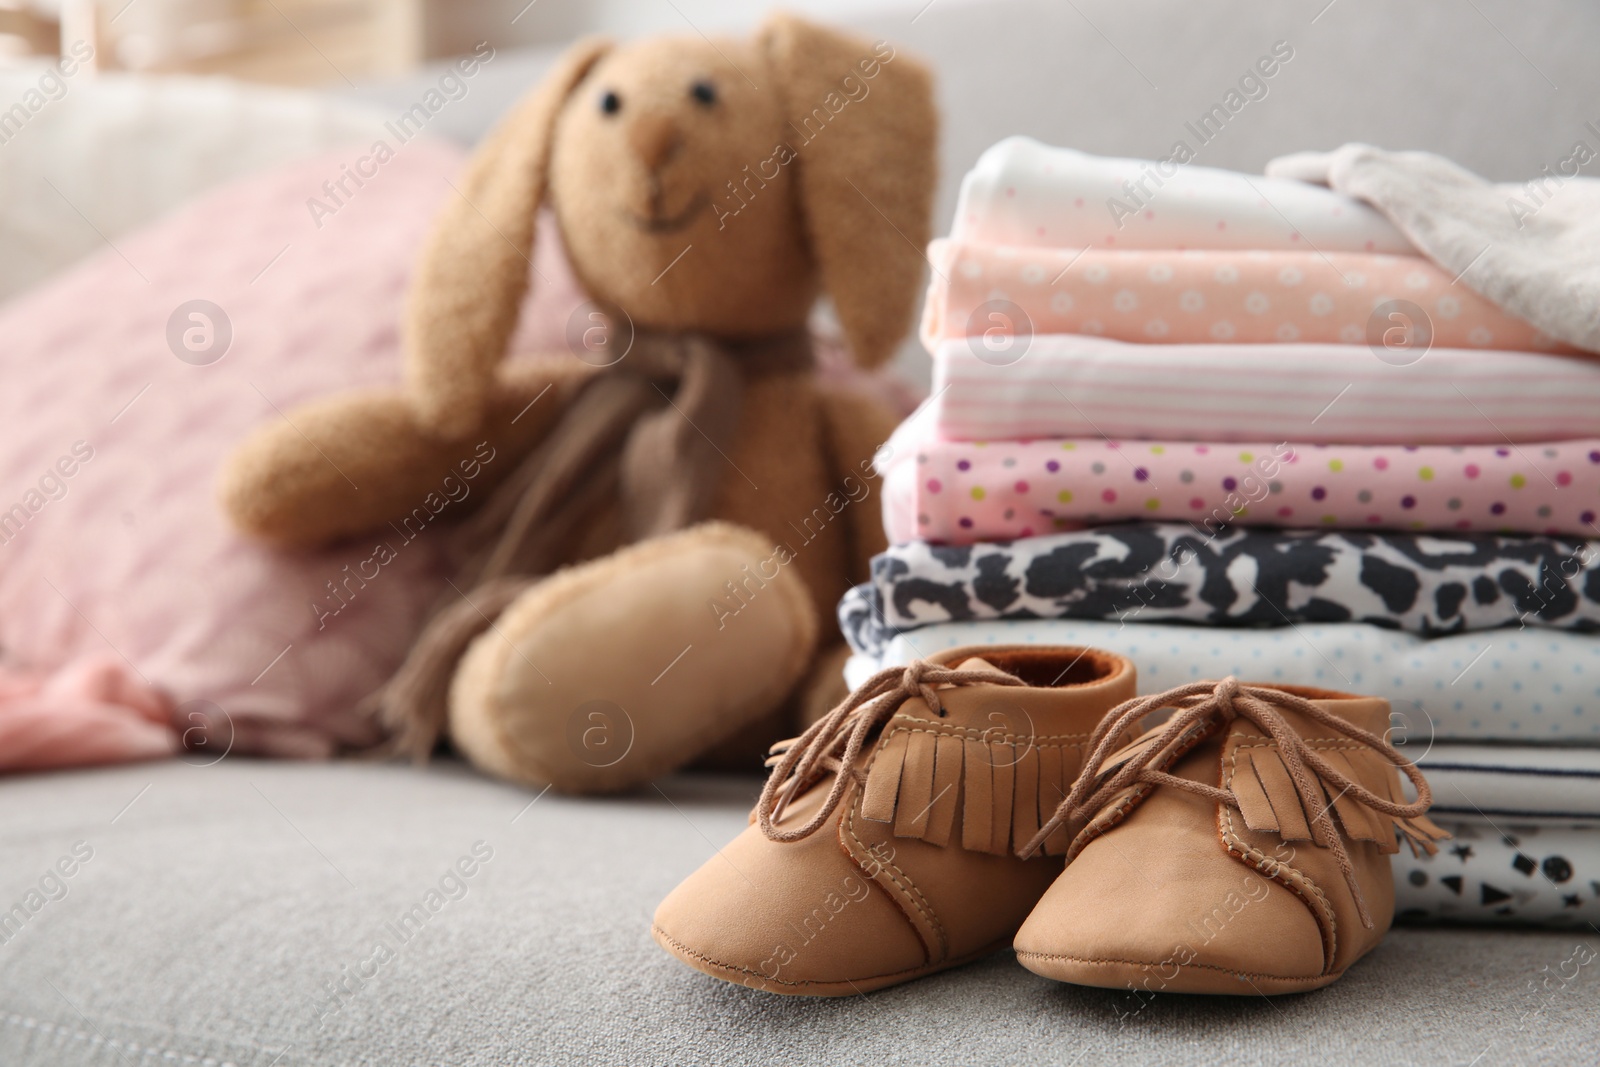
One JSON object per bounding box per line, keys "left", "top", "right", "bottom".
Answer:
{"left": 424, "top": 0, "right": 878, "bottom": 57}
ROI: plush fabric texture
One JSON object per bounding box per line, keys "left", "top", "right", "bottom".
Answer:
{"left": 950, "top": 135, "right": 1413, "bottom": 253}
{"left": 0, "top": 138, "right": 521, "bottom": 771}
{"left": 218, "top": 16, "right": 931, "bottom": 790}
{"left": 1269, "top": 143, "right": 1600, "bottom": 356}
{"left": 928, "top": 335, "right": 1600, "bottom": 444}
{"left": 368, "top": 332, "right": 811, "bottom": 756}
{"left": 448, "top": 521, "right": 820, "bottom": 793}
{"left": 840, "top": 525, "right": 1600, "bottom": 658}
{"left": 0, "top": 661, "right": 175, "bottom": 769}
{"left": 845, "top": 619, "right": 1600, "bottom": 743}
{"left": 921, "top": 242, "right": 1559, "bottom": 352}
{"left": 1414, "top": 745, "right": 1600, "bottom": 822}
{"left": 1396, "top": 818, "right": 1600, "bottom": 925}
{"left": 881, "top": 427, "right": 1600, "bottom": 544}
{"left": 394, "top": 17, "right": 936, "bottom": 441}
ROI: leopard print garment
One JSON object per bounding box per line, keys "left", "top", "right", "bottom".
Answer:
{"left": 840, "top": 523, "right": 1600, "bottom": 657}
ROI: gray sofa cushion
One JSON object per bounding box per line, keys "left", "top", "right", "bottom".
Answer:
{"left": 1, "top": 761, "right": 1593, "bottom": 1066}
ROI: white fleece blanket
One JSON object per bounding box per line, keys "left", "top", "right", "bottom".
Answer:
{"left": 1267, "top": 143, "right": 1600, "bottom": 356}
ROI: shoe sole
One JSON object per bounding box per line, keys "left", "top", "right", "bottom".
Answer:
{"left": 653, "top": 923, "right": 1013, "bottom": 997}
{"left": 1014, "top": 949, "right": 1348, "bottom": 996}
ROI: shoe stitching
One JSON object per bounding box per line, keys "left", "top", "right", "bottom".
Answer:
{"left": 1220, "top": 740, "right": 1340, "bottom": 974}
{"left": 1064, "top": 717, "right": 1217, "bottom": 860}
{"left": 843, "top": 790, "right": 949, "bottom": 962}
{"left": 894, "top": 714, "right": 1093, "bottom": 743}
{"left": 1233, "top": 736, "right": 1378, "bottom": 748}
{"left": 881, "top": 726, "right": 1082, "bottom": 756}
{"left": 1064, "top": 783, "right": 1151, "bottom": 860}
{"left": 653, "top": 923, "right": 949, "bottom": 990}
{"left": 1014, "top": 948, "right": 1343, "bottom": 986}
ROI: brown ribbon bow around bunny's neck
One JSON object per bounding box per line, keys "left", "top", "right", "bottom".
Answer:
{"left": 1020, "top": 677, "right": 1447, "bottom": 929}
{"left": 363, "top": 328, "right": 814, "bottom": 759}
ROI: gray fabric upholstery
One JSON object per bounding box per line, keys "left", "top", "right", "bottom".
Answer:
{"left": 2, "top": 760, "right": 1595, "bottom": 1066}
{"left": 8, "top": 3, "right": 1597, "bottom": 1064}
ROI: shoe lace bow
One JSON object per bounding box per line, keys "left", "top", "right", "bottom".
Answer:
{"left": 755, "top": 660, "right": 1026, "bottom": 844}
{"left": 1022, "top": 677, "right": 1440, "bottom": 929}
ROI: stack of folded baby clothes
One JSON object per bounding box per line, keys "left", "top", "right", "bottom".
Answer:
{"left": 842, "top": 137, "right": 1600, "bottom": 925}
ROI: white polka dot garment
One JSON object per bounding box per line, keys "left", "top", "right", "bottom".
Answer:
{"left": 951, "top": 135, "right": 1413, "bottom": 253}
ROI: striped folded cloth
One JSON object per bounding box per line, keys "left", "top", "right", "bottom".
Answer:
{"left": 926, "top": 334, "right": 1600, "bottom": 444}
{"left": 1414, "top": 745, "right": 1600, "bottom": 822}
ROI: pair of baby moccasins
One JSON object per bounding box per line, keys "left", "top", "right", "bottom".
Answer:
{"left": 652, "top": 645, "right": 1446, "bottom": 997}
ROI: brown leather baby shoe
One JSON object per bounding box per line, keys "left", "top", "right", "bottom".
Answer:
{"left": 652, "top": 645, "right": 1137, "bottom": 995}
{"left": 1013, "top": 678, "right": 1446, "bottom": 996}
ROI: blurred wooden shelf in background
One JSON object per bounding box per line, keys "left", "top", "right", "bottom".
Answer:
{"left": 0, "top": 0, "right": 425, "bottom": 85}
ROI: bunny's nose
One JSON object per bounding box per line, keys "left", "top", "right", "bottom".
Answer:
{"left": 628, "top": 113, "right": 683, "bottom": 172}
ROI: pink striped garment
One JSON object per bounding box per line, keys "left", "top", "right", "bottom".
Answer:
{"left": 929, "top": 335, "right": 1600, "bottom": 444}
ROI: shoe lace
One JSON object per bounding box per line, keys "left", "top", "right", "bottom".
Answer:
{"left": 1020, "top": 677, "right": 1436, "bottom": 929}
{"left": 755, "top": 660, "right": 1027, "bottom": 844}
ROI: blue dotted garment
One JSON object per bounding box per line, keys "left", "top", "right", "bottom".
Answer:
{"left": 845, "top": 619, "right": 1600, "bottom": 743}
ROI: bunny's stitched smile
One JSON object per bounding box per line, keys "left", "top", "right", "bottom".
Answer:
{"left": 629, "top": 192, "right": 711, "bottom": 234}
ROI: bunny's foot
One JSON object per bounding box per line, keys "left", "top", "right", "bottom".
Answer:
{"left": 449, "top": 521, "right": 817, "bottom": 793}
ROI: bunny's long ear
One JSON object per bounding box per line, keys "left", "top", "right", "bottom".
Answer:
{"left": 760, "top": 15, "right": 937, "bottom": 370}
{"left": 404, "top": 37, "right": 612, "bottom": 437}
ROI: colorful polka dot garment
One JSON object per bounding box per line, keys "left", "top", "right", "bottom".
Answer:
{"left": 921, "top": 242, "right": 1567, "bottom": 354}
{"left": 845, "top": 619, "right": 1600, "bottom": 742}
{"left": 882, "top": 434, "right": 1600, "bottom": 544}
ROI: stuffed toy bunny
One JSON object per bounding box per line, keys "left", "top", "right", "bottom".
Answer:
{"left": 220, "top": 14, "right": 937, "bottom": 792}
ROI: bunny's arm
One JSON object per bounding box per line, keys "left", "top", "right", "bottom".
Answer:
{"left": 815, "top": 385, "right": 900, "bottom": 591}
{"left": 790, "top": 384, "right": 900, "bottom": 726}
{"left": 220, "top": 362, "right": 591, "bottom": 549}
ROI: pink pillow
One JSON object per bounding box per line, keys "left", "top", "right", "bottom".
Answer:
{"left": 0, "top": 136, "right": 583, "bottom": 771}
{"left": 0, "top": 130, "right": 918, "bottom": 774}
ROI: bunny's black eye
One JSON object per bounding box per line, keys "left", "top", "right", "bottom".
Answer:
{"left": 600, "top": 90, "right": 621, "bottom": 115}
{"left": 690, "top": 81, "right": 717, "bottom": 107}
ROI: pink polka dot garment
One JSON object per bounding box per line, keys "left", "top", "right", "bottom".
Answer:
{"left": 882, "top": 435, "right": 1600, "bottom": 544}
{"left": 921, "top": 241, "right": 1568, "bottom": 353}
